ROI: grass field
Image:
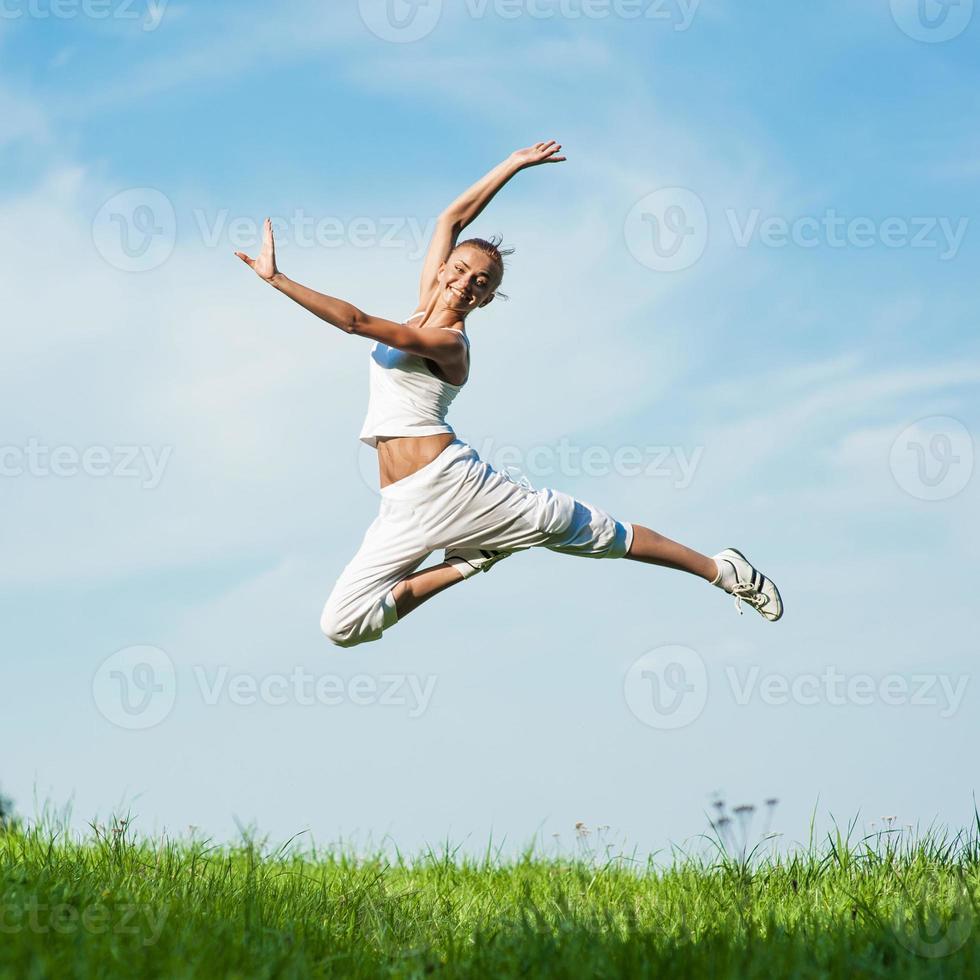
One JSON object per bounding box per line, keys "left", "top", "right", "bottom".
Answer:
{"left": 2, "top": 814, "right": 978, "bottom": 978}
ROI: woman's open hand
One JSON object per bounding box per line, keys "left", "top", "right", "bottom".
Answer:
{"left": 235, "top": 217, "right": 278, "bottom": 281}
{"left": 510, "top": 140, "right": 566, "bottom": 169}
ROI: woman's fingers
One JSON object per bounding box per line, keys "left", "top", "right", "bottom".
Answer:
{"left": 542, "top": 142, "right": 565, "bottom": 163}
{"left": 522, "top": 139, "right": 559, "bottom": 157}
{"left": 235, "top": 251, "right": 255, "bottom": 267}
{"left": 517, "top": 140, "right": 565, "bottom": 165}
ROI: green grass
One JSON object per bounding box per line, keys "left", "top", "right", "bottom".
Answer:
{"left": 2, "top": 816, "right": 979, "bottom": 979}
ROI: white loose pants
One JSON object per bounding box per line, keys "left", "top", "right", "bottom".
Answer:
{"left": 320, "top": 438, "right": 634, "bottom": 647}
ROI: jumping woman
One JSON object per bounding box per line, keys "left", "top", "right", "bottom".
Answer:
{"left": 236, "top": 141, "right": 783, "bottom": 647}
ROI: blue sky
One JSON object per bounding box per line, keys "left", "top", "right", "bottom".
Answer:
{"left": 1, "top": 0, "right": 979, "bottom": 858}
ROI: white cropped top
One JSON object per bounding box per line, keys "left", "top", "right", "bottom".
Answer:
{"left": 358, "top": 313, "right": 470, "bottom": 448}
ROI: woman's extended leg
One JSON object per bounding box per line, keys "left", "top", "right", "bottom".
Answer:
{"left": 437, "top": 490, "right": 782, "bottom": 622}
{"left": 390, "top": 522, "right": 717, "bottom": 621}
{"left": 393, "top": 522, "right": 719, "bottom": 620}
{"left": 621, "top": 523, "right": 718, "bottom": 581}
{"left": 380, "top": 523, "right": 783, "bottom": 627}
{"left": 399, "top": 519, "right": 782, "bottom": 623}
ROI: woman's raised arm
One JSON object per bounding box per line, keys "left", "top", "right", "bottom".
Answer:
{"left": 236, "top": 219, "right": 465, "bottom": 365}
{"left": 417, "top": 141, "right": 566, "bottom": 305}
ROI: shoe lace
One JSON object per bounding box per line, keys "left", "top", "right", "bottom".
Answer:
{"left": 731, "top": 582, "right": 768, "bottom": 616}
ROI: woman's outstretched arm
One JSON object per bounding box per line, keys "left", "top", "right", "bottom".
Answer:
{"left": 236, "top": 220, "right": 464, "bottom": 364}
{"left": 417, "top": 141, "right": 566, "bottom": 305}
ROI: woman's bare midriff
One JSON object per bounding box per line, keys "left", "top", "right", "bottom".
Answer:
{"left": 376, "top": 433, "right": 456, "bottom": 489}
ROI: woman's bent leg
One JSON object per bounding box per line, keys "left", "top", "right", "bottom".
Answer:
{"left": 320, "top": 506, "right": 431, "bottom": 648}
{"left": 391, "top": 561, "right": 467, "bottom": 618}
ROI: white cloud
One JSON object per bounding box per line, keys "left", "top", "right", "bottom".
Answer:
{"left": 689, "top": 358, "right": 980, "bottom": 493}
{"left": 48, "top": 3, "right": 361, "bottom": 118}
{"left": 0, "top": 168, "right": 387, "bottom": 585}
{"left": 0, "top": 83, "right": 50, "bottom": 150}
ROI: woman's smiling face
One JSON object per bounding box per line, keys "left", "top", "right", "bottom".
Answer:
{"left": 439, "top": 244, "right": 502, "bottom": 312}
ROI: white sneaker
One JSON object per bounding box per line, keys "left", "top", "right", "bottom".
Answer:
{"left": 444, "top": 547, "right": 513, "bottom": 580}
{"left": 711, "top": 548, "right": 784, "bottom": 622}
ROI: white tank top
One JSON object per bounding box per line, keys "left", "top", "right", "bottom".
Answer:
{"left": 358, "top": 313, "right": 470, "bottom": 448}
